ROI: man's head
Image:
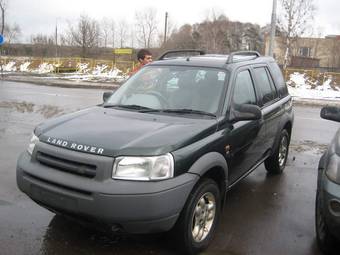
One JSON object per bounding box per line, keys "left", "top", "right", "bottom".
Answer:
{"left": 137, "top": 49, "right": 153, "bottom": 65}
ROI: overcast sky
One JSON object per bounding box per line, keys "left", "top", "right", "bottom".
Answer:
{"left": 7, "top": 0, "right": 340, "bottom": 43}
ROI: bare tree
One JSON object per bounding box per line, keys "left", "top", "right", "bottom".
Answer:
{"left": 0, "top": 0, "right": 6, "bottom": 35}
{"left": 4, "top": 23, "right": 21, "bottom": 43}
{"left": 68, "top": 15, "right": 100, "bottom": 57}
{"left": 165, "top": 14, "right": 263, "bottom": 54}
{"left": 163, "top": 24, "right": 198, "bottom": 49}
{"left": 135, "top": 8, "right": 158, "bottom": 48}
{"left": 101, "top": 17, "right": 110, "bottom": 48}
{"left": 31, "top": 33, "right": 54, "bottom": 45}
{"left": 197, "top": 13, "right": 230, "bottom": 53}
{"left": 110, "top": 19, "right": 115, "bottom": 48}
{"left": 117, "top": 19, "right": 128, "bottom": 48}
{"left": 278, "top": 0, "right": 316, "bottom": 69}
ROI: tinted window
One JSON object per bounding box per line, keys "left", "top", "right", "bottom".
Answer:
{"left": 269, "top": 62, "right": 288, "bottom": 97}
{"left": 254, "top": 67, "right": 277, "bottom": 105}
{"left": 233, "top": 70, "right": 256, "bottom": 105}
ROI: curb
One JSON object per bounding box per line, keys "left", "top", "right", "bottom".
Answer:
{"left": 292, "top": 98, "right": 340, "bottom": 107}
{"left": 2, "top": 76, "right": 120, "bottom": 90}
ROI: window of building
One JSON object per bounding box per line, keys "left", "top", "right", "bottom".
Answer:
{"left": 299, "top": 47, "right": 311, "bottom": 57}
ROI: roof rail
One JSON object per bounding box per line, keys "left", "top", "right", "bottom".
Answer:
{"left": 158, "top": 49, "right": 205, "bottom": 60}
{"left": 226, "top": 51, "right": 261, "bottom": 64}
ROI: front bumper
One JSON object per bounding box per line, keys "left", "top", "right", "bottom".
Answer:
{"left": 16, "top": 147, "right": 198, "bottom": 234}
{"left": 319, "top": 171, "right": 340, "bottom": 240}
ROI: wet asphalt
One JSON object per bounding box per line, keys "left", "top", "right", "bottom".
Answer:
{"left": 0, "top": 80, "right": 338, "bottom": 255}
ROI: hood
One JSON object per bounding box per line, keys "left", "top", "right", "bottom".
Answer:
{"left": 36, "top": 107, "right": 218, "bottom": 157}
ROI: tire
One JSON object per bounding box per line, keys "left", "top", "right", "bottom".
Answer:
{"left": 264, "top": 129, "right": 289, "bottom": 174}
{"left": 315, "top": 189, "right": 338, "bottom": 254}
{"left": 172, "top": 178, "right": 221, "bottom": 255}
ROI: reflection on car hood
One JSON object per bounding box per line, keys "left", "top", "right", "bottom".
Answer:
{"left": 35, "top": 106, "right": 218, "bottom": 157}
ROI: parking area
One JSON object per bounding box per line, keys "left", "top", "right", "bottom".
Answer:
{"left": 0, "top": 81, "right": 337, "bottom": 255}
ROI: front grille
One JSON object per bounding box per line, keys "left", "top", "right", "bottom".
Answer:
{"left": 36, "top": 151, "right": 97, "bottom": 178}
{"left": 25, "top": 172, "right": 92, "bottom": 196}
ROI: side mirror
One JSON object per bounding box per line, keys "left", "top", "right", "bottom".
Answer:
{"left": 321, "top": 106, "right": 340, "bottom": 122}
{"left": 103, "top": 91, "right": 114, "bottom": 102}
{"left": 229, "top": 104, "right": 262, "bottom": 122}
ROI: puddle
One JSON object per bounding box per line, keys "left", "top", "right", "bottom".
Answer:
{"left": 0, "top": 101, "right": 34, "bottom": 113}
{"left": 290, "top": 140, "right": 328, "bottom": 155}
{"left": 0, "top": 101, "right": 64, "bottom": 118}
{"left": 36, "top": 105, "right": 64, "bottom": 118}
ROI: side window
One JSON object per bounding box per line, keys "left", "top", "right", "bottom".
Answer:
{"left": 269, "top": 63, "right": 288, "bottom": 97}
{"left": 233, "top": 70, "right": 257, "bottom": 105}
{"left": 253, "top": 67, "right": 277, "bottom": 105}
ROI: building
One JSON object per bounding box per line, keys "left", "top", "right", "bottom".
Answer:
{"left": 264, "top": 35, "right": 340, "bottom": 71}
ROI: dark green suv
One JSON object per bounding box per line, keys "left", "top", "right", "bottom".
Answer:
{"left": 17, "top": 50, "right": 294, "bottom": 254}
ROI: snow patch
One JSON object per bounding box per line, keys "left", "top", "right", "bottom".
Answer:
{"left": 77, "top": 63, "right": 90, "bottom": 73}
{"left": 2, "top": 61, "right": 17, "bottom": 72}
{"left": 92, "top": 64, "right": 108, "bottom": 75}
{"left": 34, "top": 63, "right": 55, "bottom": 74}
{"left": 19, "top": 62, "right": 31, "bottom": 72}
{"left": 287, "top": 72, "right": 340, "bottom": 100}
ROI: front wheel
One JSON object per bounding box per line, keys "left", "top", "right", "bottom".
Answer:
{"left": 172, "top": 178, "right": 221, "bottom": 255}
{"left": 265, "top": 129, "right": 290, "bottom": 174}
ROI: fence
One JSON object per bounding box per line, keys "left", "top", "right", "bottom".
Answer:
{"left": 0, "top": 57, "right": 135, "bottom": 73}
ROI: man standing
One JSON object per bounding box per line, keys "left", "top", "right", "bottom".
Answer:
{"left": 130, "top": 49, "right": 153, "bottom": 75}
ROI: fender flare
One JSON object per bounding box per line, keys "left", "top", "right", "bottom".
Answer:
{"left": 187, "top": 152, "right": 228, "bottom": 183}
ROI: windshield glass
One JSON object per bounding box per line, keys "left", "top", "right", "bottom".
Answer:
{"left": 106, "top": 65, "right": 228, "bottom": 115}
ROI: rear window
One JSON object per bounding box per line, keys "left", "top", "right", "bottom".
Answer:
{"left": 253, "top": 67, "right": 278, "bottom": 105}
{"left": 269, "top": 62, "right": 288, "bottom": 97}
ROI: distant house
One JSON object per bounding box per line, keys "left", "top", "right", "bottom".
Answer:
{"left": 264, "top": 35, "right": 340, "bottom": 71}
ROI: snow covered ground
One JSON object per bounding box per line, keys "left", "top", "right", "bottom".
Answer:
{"left": 287, "top": 72, "right": 340, "bottom": 101}
{"left": 2, "top": 60, "right": 340, "bottom": 102}
{"left": 1, "top": 61, "right": 128, "bottom": 83}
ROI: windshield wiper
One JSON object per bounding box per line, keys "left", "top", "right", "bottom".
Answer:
{"left": 103, "top": 104, "right": 153, "bottom": 110}
{"left": 141, "top": 108, "right": 217, "bottom": 117}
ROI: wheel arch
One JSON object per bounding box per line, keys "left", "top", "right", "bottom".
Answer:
{"left": 271, "top": 120, "right": 292, "bottom": 154}
{"left": 187, "top": 152, "right": 228, "bottom": 207}
{"left": 283, "top": 121, "right": 292, "bottom": 142}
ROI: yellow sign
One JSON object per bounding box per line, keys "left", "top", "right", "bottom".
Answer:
{"left": 114, "top": 48, "right": 133, "bottom": 55}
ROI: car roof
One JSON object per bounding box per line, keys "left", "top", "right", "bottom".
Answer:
{"left": 149, "top": 51, "right": 276, "bottom": 70}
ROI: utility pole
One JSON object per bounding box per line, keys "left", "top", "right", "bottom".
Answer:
{"left": 268, "top": 0, "right": 277, "bottom": 57}
{"left": 164, "top": 12, "right": 168, "bottom": 45}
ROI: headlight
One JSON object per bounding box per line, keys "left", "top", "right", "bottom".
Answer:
{"left": 112, "top": 153, "right": 174, "bottom": 181}
{"left": 27, "top": 133, "right": 39, "bottom": 155}
{"left": 326, "top": 154, "right": 340, "bottom": 184}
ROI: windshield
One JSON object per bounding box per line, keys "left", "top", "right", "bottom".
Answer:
{"left": 106, "top": 65, "right": 228, "bottom": 115}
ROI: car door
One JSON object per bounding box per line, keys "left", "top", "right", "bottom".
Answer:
{"left": 224, "top": 68, "right": 267, "bottom": 185}
{"left": 252, "top": 65, "right": 283, "bottom": 150}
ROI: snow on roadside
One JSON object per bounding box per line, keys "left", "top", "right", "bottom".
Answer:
{"left": 34, "top": 63, "right": 55, "bottom": 74}
{"left": 2, "top": 61, "right": 17, "bottom": 72}
{"left": 59, "top": 65, "right": 127, "bottom": 83}
{"left": 19, "top": 62, "right": 31, "bottom": 72}
{"left": 77, "top": 63, "right": 89, "bottom": 73}
{"left": 287, "top": 72, "right": 340, "bottom": 100}
{"left": 3, "top": 59, "right": 339, "bottom": 100}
